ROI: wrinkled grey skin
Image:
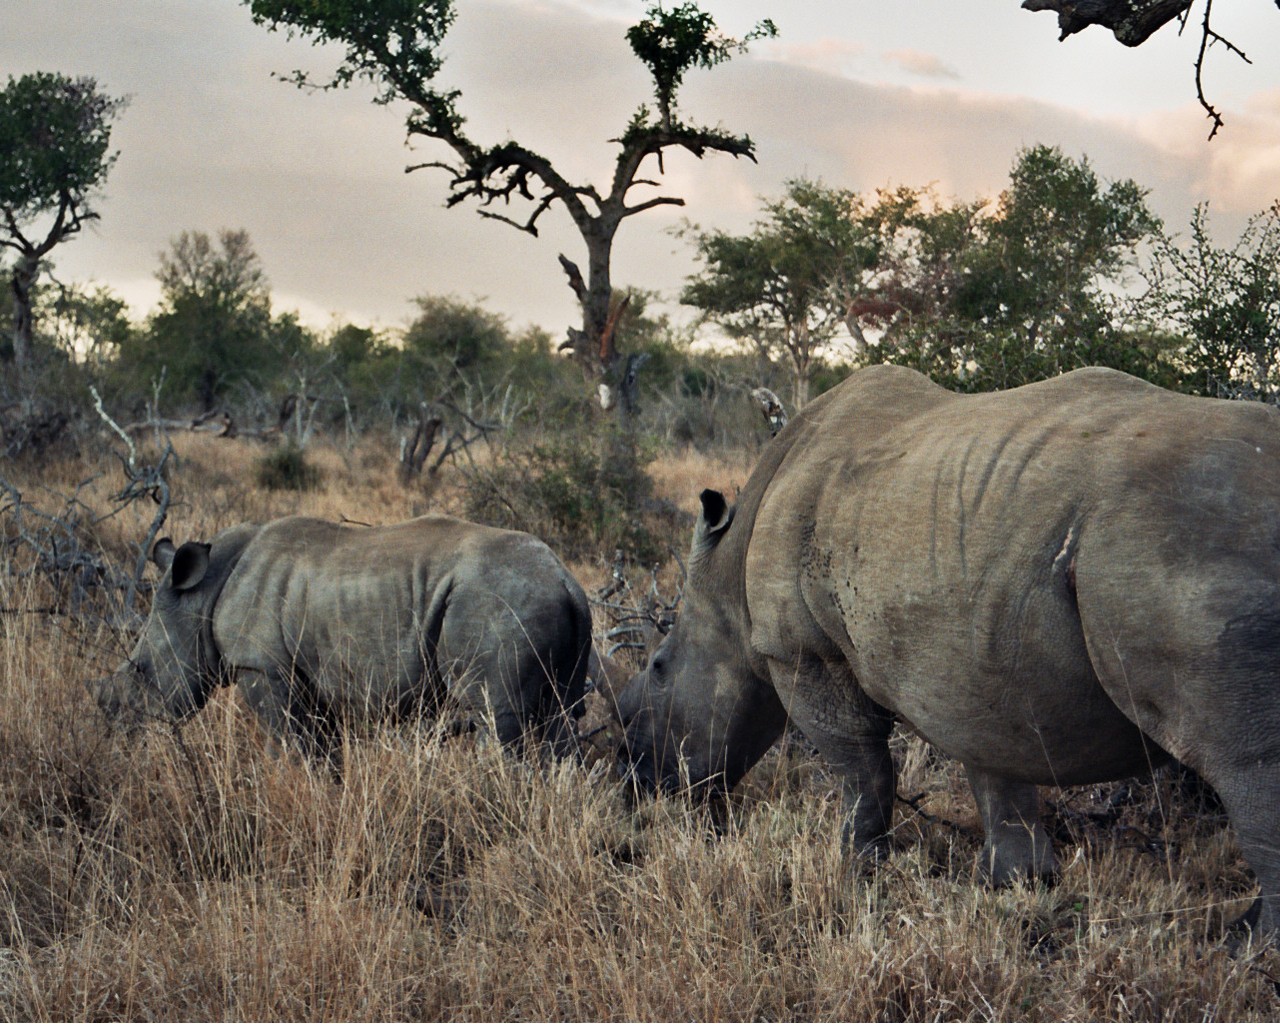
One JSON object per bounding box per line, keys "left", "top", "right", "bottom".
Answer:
{"left": 618, "top": 364, "right": 1280, "bottom": 940}
{"left": 90, "top": 515, "right": 590, "bottom": 760}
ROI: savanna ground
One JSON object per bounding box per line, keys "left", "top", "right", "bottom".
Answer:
{"left": 3, "top": 428, "right": 1280, "bottom": 1021}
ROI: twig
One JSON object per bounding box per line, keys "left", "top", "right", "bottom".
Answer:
{"left": 91, "top": 388, "right": 175, "bottom": 611}
{"left": 897, "top": 790, "right": 976, "bottom": 837}
{"left": 91, "top": 385, "right": 138, "bottom": 473}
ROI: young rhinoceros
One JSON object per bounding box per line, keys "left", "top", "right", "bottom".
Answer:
{"left": 90, "top": 515, "right": 591, "bottom": 760}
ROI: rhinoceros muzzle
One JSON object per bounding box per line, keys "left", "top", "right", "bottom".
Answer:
{"left": 615, "top": 745, "right": 661, "bottom": 796}
{"left": 85, "top": 666, "right": 154, "bottom": 733}
{"left": 617, "top": 727, "right": 724, "bottom": 803}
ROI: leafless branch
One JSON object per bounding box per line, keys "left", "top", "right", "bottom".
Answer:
{"left": 623, "top": 195, "right": 687, "bottom": 217}
{"left": 591, "top": 549, "right": 685, "bottom": 659}
{"left": 1021, "top": 0, "right": 1192, "bottom": 45}
{"left": 1022, "top": 0, "right": 1255, "bottom": 138}
{"left": 91, "top": 386, "right": 176, "bottom": 612}
{"left": 91, "top": 386, "right": 137, "bottom": 472}
{"left": 1194, "top": 0, "right": 1251, "bottom": 139}
{"left": 558, "top": 254, "right": 588, "bottom": 306}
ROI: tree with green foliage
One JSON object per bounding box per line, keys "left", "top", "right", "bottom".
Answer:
{"left": 1145, "top": 202, "right": 1280, "bottom": 401}
{"left": 687, "top": 148, "right": 1168, "bottom": 400}
{"left": 324, "top": 319, "right": 386, "bottom": 395}
{"left": 313, "top": 321, "right": 399, "bottom": 425}
{"left": 402, "top": 293, "right": 510, "bottom": 388}
{"left": 840, "top": 184, "right": 988, "bottom": 361}
{"left": 874, "top": 147, "right": 1165, "bottom": 391}
{"left": 243, "top": 0, "right": 774, "bottom": 391}
{"left": 681, "top": 179, "right": 886, "bottom": 408}
{"left": 0, "top": 72, "right": 126, "bottom": 392}
{"left": 35, "top": 280, "right": 135, "bottom": 373}
{"left": 328, "top": 322, "right": 390, "bottom": 377}
{"left": 965, "top": 146, "right": 1157, "bottom": 355}
{"left": 116, "top": 229, "right": 277, "bottom": 411}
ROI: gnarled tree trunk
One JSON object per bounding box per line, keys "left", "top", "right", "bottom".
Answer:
{"left": 8, "top": 255, "right": 39, "bottom": 390}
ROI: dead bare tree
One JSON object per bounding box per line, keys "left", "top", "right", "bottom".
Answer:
{"left": 593, "top": 547, "right": 685, "bottom": 664}
{"left": 90, "top": 385, "right": 176, "bottom": 615}
{"left": 0, "top": 385, "right": 178, "bottom": 626}
{"left": 398, "top": 396, "right": 506, "bottom": 488}
{"left": 398, "top": 405, "right": 445, "bottom": 485}
{"left": 2, "top": 475, "right": 115, "bottom": 617}
{"left": 277, "top": 391, "right": 323, "bottom": 444}
{"left": 750, "top": 387, "right": 789, "bottom": 437}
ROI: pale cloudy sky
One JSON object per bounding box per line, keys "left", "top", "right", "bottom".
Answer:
{"left": 4, "top": 1, "right": 1279, "bottom": 339}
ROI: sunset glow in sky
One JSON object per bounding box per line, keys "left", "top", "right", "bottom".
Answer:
{"left": 5, "top": 1, "right": 1279, "bottom": 338}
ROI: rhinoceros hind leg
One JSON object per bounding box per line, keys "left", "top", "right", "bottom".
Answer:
{"left": 1223, "top": 896, "right": 1280, "bottom": 953}
{"left": 966, "top": 766, "right": 1058, "bottom": 886}
{"left": 1198, "top": 766, "right": 1280, "bottom": 946}
{"left": 478, "top": 635, "right": 588, "bottom": 761}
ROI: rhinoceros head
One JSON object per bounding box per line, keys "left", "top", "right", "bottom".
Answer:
{"left": 88, "top": 537, "right": 224, "bottom": 728}
{"left": 617, "top": 489, "right": 786, "bottom": 797}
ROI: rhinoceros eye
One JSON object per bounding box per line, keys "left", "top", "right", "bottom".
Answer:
{"left": 649, "top": 654, "right": 669, "bottom": 689}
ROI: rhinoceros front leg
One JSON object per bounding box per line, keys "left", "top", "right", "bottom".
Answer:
{"left": 238, "top": 670, "right": 338, "bottom": 768}
{"left": 832, "top": 728, "right": 897, "bottom": 861}
{"left": 966, "top": 766, "right": 1057, "bottom": 885}
{"left": 773, "top": 657, "right": 896, "bottom": 860}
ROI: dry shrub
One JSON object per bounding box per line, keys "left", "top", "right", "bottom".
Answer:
{"left": 2, "top": 435, "right": 1280, "bottom": 1021}
{"left": 255, "top": 441, "right": 323, "bottom": 492}
{"left": 458, "top": 430, "right": 674, "bottom": 564}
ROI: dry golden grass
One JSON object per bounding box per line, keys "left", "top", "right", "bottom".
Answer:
{"left": 646, "top": 447, "right": 757, "bottom": 517}
{"left": 3, "top": 432, "right": 1280, "bottom": 1020}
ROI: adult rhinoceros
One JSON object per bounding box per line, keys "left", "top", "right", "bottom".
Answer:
{"left": 91, "top": 515, "right": 591, "bottom": 760}
{"left": 618, "top": 364, "right": 1280, "bottom": 939}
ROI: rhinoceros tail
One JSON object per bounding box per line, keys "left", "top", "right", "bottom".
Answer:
{"left": 555, "top": 580, "right": 591, "bottom": 713}
{"left": 543, "top": 578, "right": 592, "bottom": 759}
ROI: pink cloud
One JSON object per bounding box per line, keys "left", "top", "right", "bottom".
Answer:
{"left": 883, "top": 49, "right": 960, "bottom": 81}
{"left": 762, "top": 36, "right": 867, "bottom": 77}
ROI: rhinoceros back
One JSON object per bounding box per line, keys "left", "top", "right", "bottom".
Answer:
{"left": 210, "top": 515, "right": 590, "bottom": 739}
{"left": 744, "top": 365, "right": 1280, "bottom": 785}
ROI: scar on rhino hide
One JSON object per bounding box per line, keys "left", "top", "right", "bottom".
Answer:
{"left": 1052, "top": 526, "right": 1078, "bottom": 595}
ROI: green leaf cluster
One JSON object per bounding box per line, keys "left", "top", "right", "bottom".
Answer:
{"left": 1144, "top": 202, "right": 1280, "bottom": 400}
{"left": 247, "top": 0, "right": 467, "bottom": 146}
{"left": 626, "top": 3, "right": 776, "bottom": 128}
{"left": 0, "top": 72, "right": 123, "bottom": 224}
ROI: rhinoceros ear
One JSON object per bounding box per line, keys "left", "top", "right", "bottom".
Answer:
{"left": 152, "top": 538, "right": 177, "bottom": 572}
{"left": 169, "top": 541, "right": 211, "bottom": 592}
{"left": 692, "top": 488, "right": 734, "bottom": 560}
